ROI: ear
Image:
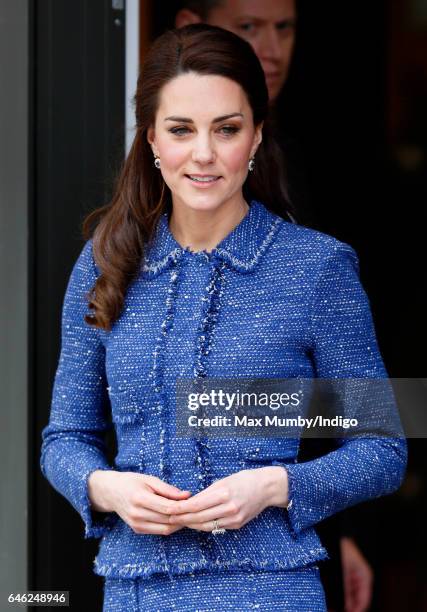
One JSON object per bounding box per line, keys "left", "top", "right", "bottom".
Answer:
{"left": 251, "top": 121, "right": 264, "bottom": 157}
{"left": 146, "top": 125, "right": 157, "bottom": 154}
{"left": 175, "top": 9, "right": 203, "bottom": 28}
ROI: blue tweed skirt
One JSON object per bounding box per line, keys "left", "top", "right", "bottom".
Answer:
{"left": 103, "top": 565, "right": 327, "bottom": 611}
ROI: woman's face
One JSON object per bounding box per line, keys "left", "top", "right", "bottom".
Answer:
{"left": 147, "top": 72, "right": 262, "bottom": 214}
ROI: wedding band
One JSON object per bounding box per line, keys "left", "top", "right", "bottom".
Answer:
{"left": 211, "top": 518, "right": 226, "bottom": 534}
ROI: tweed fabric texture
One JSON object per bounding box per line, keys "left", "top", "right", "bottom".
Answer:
{"left": 40, "top": 199, "right": 407, "bottom": 583}
{"left": 102, "top": 565, "right": 327, "bottom": 611}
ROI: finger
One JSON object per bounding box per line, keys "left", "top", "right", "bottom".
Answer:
{"left": 343, "top": 578, "right": 353, "bottom": 612}
{"left": 169, "top": 503, "right": 234, "bottom": 525}
{"left": 137, "top": 508, "right": 175, "bottom": 524}
{"left": 139, "top": 489, "right": 192, "bottom": 515}
{"left": 132, "top": 520, "right": 183, "bottom": 535}
{"left": 145, "top": 476, "right": 192, "bottom": 500}
{"left": 169, "top": 487, "right": 228, "bottom": 515}
{"left": 185, "top": 516, "right": 236, "bottom": 532}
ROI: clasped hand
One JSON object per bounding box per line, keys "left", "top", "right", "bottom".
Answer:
{"left": 105, "top": 466, "right": 288, "bottom": 536}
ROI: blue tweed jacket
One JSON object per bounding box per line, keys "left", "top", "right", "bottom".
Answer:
{"left": 40, "top": 200, "right": 407, "bottom": 580}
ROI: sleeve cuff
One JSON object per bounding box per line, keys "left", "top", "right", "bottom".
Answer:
{"left": 271, "top": 436, "right": 407, "bottom": 537}
{"left": 82, "top": 466, "right": 118, "bottom": 539}
{"left": 40, "top": 436, "right": 118, "bottom": 540}
{"left": 270, "top": 460, "right": 300, "bottom": 536}
{"left": 276, "top": 461, "right": 306, "bottom": 536}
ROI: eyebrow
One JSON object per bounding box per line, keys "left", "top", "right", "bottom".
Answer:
{"left": 164, "top": 113, "right": 244, "bottom": 123}
{"left": 237, "top": 15, "right": 297, "bottom": 26}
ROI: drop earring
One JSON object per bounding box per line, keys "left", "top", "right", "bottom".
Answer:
{"left": 248, "top": 157, "right": 255, "bottom": 172}
{"left": 154, "top": 155, "right": 161, "bottom": 169}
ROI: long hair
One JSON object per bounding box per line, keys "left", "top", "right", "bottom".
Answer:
{"left": 82, "top": 23, "right": 293, "bottom": 331}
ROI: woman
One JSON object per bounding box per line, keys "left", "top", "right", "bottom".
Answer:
{"left": 40, "top": 24, "right": 407, "bottom": 611}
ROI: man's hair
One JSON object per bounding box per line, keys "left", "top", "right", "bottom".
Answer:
{"left": 179, "top": 0, "right": 224, "bottom": 20}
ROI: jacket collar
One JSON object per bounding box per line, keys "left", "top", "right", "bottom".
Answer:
{"left": 142, "top": 199, "right": 284, "bottom": 278}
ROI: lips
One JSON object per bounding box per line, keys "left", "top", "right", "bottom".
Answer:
{"left": 185, "top": 174, "right": 222, "bottom": 186}
{"left": 186, "top": 174, "right": 221, "bottom": 181}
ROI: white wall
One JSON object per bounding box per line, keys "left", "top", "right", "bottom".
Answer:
{"left": 0, "top": 0, "right": 28, "bottom": 605}
{"left": 126, "top": 0, "right": 139, "bottom": 154}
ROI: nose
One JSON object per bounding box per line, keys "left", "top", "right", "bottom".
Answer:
{"left": 258, "top": 26, "right": 283, "bottom": 61}
{"left": 191, "top": 133, "right": 216, "bottom": 165}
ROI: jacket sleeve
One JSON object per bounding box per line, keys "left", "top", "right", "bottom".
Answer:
{"left": 40, "top": 239, "right": 116, "bottom": 539}
{"left": 277, "top": 243, "right": 407, "bottom": 535}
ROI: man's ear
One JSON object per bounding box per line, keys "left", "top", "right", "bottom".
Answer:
{"left": 175, "top": 9, "right": 203, "bottom": 28}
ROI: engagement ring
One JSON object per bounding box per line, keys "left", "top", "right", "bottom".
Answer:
{"left": 211, "top": 518, "right": 226, "bottom": 534}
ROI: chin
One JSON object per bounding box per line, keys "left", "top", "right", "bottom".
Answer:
{"left": 182, "top": 198, "right": 225, "bottom": 212}
{"left": 178, "top": 189, "right": 229, "bottom": 211}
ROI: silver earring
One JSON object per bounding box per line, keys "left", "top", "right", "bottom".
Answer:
{"left": 154, "top": 156, "right": 161, "bottom": 169}
{"left": 248, "top": 157, "right": 255, "bottom": 172}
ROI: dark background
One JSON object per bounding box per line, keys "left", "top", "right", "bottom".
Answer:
{"left": 31, "top": 1, "right": 427, "bottom": 610}
{"left": 30, "top": 1, "right": 125, "bottom": 610}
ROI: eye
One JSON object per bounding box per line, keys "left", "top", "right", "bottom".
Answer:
{"left": 277, "top": 20, "right": 296, "bottom": 33}
{"left": 237, "top": 22, "right": 256, "bottom": 34}
{"left": 218, "top": 125, "right": 240, "bottom": 136}
{"left": 169, "top": 126, "right": 191, "bottom": 136}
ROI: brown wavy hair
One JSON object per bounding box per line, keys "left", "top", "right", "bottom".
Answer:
{"left": 82, "top": 23, "right": 293, "bottom": 331}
